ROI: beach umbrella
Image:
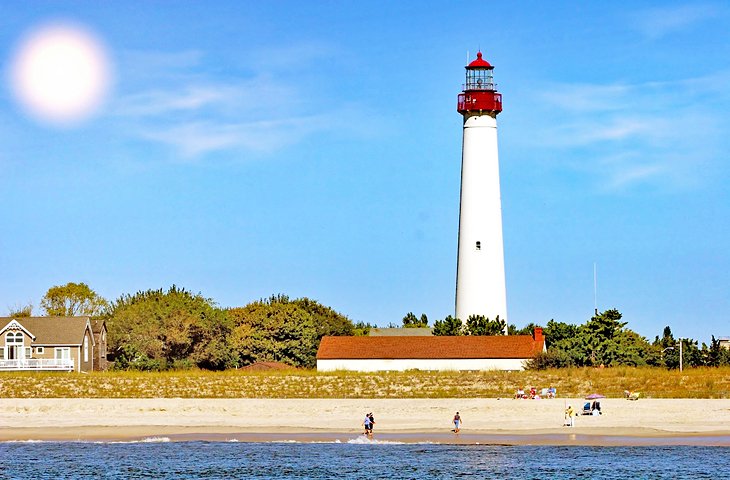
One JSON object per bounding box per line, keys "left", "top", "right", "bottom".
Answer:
{"left": 585, "top": 393, "right": 606, "bottom": 400}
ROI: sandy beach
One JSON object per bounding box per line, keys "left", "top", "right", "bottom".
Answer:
{"left": 1, "top": 398, "right": 729, "bottom": 445}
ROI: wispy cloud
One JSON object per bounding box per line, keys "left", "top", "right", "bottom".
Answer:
{"left": 140, "top": 115, "right": 333, "bottom": 158}
{"left": 631, "top": 4, "right": 722, "bottom": 40}
{"left": 108, "top": 45, "right": 375, "bottom": 160}
{"left": 523, "top": 71, "right": 728, "bottom": 192}
{"left": 540, "top": 84, "right": 632, "bottom": 113}
{"left": 114, "top": 85, "right": 237, "bottom": 116}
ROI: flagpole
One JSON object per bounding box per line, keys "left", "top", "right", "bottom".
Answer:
{"left": 593, "top": 262, "right": 598, "bottom": 315}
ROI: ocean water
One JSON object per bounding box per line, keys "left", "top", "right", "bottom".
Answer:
{"left": 0, "top": 439, "right": 726, "bottom": 479}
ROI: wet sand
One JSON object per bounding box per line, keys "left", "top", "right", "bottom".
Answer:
{"left": 1, "top": 398, "right": 729, "bottom": 445}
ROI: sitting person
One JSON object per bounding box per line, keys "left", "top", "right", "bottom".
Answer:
{"left": 529, "top": 387, "right": 537, "bottom": 399}
{"left": 547, "top": 386, "right": 556, "bottom": 398}
{"left": 515, "top": 388, "right": 526, "bottom": 399}
{"left": 591, "top": 400, "right": 602, "bottom": 415}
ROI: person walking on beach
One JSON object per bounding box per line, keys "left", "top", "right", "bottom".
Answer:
{"left": 453, "top": 412, "right": 462, "bottom": 433}
{"left": 368, "top": 413, "right": 375, "bottom": 435}
{"left": 363, "top": 413, "right": 372, "bottom": 436}
{"left": 565, "top": 405, "right": 575, "bottom": 427}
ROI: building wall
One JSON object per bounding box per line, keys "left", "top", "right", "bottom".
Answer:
{"left": 0, "top": 330, "right": 33, "bottom": 360}
{"left": 317, "top": 358, "right": 527, "bottom": 372}
{"left": 79, "top": 330, "right": 93, "bottom": 372}
{"left": 93, "top": 329, "right": 108, "bottom": 371}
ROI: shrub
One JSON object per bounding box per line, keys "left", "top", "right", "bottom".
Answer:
{"left": 525, "top": 350, "right": 575, "bottom": 370}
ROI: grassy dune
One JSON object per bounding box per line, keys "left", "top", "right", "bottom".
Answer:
{"left": 1, "top": 367, "right": 729, "bottom": 399}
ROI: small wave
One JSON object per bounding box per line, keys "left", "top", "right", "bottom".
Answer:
{"left": 347, "top": 436, "right": 408, "bottom": 445}
{"left": 101, "top": 437, "right": 172, "bottom": 444}
{"left": 1, "top": 439, "right": 46, "bottom": 444}
{"left": 140, "top": 437, "right": 171, "bottom": 443}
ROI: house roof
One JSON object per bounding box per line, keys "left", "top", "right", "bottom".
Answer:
{"left": 316, "top": 335, "right": 544, "bottom": 360}
{"left": 369, "top": 327, "right": 433, "bottom": 337}
{"left": 0, "top": 316, "right": 92, "bottom": 346}
{"left": 90, "top": 319, "right": 106, "bottom": 335}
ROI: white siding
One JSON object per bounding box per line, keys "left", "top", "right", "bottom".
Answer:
{"left": 317, "top": 358, "right": 527, "bottom": 372}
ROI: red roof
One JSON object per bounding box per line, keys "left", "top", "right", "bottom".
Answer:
{"left": 468, "top": 51, "right": 492, "bottom": 68}
{"left": 316, "top": 335, "right": 543, "bottom": 360}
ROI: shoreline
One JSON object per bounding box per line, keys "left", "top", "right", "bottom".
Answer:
{"left": 2, "top": 427, "right": 730, "bottom": 446}
{"left": 2, "top": 398, "right": 730, "bottom": 446}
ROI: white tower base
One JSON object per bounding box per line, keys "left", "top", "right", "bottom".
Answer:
{"left": 455, "top": 113, "right": 507, "bottom": 326}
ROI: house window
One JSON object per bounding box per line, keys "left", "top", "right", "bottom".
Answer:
{"left": 25, "top": 347, "right": 31, "bottom": 358}
{"left": 6, "top": 332, "right": 23, "bottom": 345}
{"left": 6, "top": 332, "right": 24, "bottom": 360}
{"left": 84, "top": 336, "right": 89, "bottom": 362}
{"left": 0, "top": 347, "right": 4, "bottom": 360}
{"left": 55, "top": 348, "right": 71, "bottom": 360}
{"left": 36, "top": 347, "right": 45, "bottom": 354}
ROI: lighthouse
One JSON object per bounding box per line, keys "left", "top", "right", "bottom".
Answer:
{"left": 455, "top": 52, "right": 508, "bottom": 330}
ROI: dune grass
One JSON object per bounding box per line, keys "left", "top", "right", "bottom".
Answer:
{"left": 1, "top": 367, "right": 728, "bottom": 399}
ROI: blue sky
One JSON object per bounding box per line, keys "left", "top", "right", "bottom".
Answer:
{"left": 1, "top": 1, "right": 728, "bottom": 343}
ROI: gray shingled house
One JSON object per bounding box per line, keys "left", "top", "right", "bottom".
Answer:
{"left": 0, "top": 316, "right": 107, "bottom": 372}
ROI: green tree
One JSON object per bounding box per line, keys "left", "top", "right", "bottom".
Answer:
{"left": 704, "top": 336, "right": 723, "bottom": 367}
{"left": 510, "top": 322, "right": 540, "bottom": 336}
{"left": 654, "top": 326, "right": 679, "bottom": 369}
{"left": 8, "top": 303, "right": 33, "bottom": 317}
{"left": 543, "top": 319, "right": 579, "bottom": 348}
{"left": 525, "top": 350, "right": 575, "bottom": 370}
{"left": 353, "top": 321, "right": 374, "bottom": 336}
{"left": 432, "top": 315, "right": 463, "bottom": 336}
{"left": 41, "top": 282, "right": 108, "bottom": 317}
{"left": 542, "top": 311, "right": 656, "bottom": 367}
{"left": 720, "top": 346, "right": 730, "bottom": 367}
{"left": 269, "top": 295, "right": 355, "bottom": 338}
{"left": 402, "top": 312, "right": 428, "bottom": 328}
{"left": 106, "top": 286, "right": 233, "bottom": 370}
{"left": 228, "top": 299, "right": 319, "bottom": 368}
{"left": 569, "top": 309, "right": 658, "bottom": 367}
{"left": 465, "top": 315, "right": 505, "bottom": 336}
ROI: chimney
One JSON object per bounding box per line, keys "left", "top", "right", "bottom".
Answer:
{"left": 533, "top": 327, "right": 543, "bottom": 343}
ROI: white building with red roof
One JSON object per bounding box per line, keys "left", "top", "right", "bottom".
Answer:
{"left": 316, "top": 328, "right": 545, "bottom": 372}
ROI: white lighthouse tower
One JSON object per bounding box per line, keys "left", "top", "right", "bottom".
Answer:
{"left": 455, "top": 51, "right": 508, "bottom": 329}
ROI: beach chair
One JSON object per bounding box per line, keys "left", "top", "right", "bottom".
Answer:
{"left": 581, "top": 402, "right": 592, "bottom": 415}
{"left": 628, "top": 392, "right": 640, "bottom": 401}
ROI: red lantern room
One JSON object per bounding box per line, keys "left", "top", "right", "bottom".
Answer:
{"left": 457, "top": 52, "right": 502, "bottom": 115}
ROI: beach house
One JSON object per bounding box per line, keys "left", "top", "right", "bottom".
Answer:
{"left": 0, "top": 316, "right": 105, "bottom": 372}
{"left": 316, "top": 328, "right": 546, "bottom": 372}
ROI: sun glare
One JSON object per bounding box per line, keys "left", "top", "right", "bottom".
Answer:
{"left": 8, "top": 22, "right": 112, "bottom": 126}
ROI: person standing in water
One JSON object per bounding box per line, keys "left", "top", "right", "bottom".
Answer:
{"left": 453, "top": 412, "right": 462, "bottom": 433}
{"left": 362, "top": 413, "right": 372, "bottom": 435}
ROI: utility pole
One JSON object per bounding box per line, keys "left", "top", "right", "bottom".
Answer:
{"left": 679, "top": 338, "right": 683, "bottom": 372}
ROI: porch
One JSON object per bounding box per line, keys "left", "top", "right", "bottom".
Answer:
{"left": 0, "top": 359, "right": 74, "bottom": 371}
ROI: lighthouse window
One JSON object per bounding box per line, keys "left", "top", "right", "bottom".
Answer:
{"left": 476, "top": 241, "right": 481, "bottom": 250}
